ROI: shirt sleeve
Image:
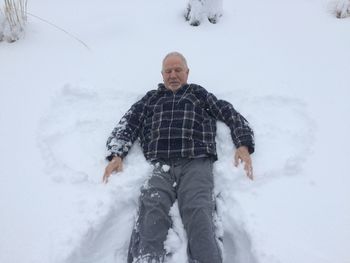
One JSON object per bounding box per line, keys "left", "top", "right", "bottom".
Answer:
{"left": 204, "top": 89, "right": 255, "bottom": 154}
{"left": 105, "top": 92, "right": 152, "bottom": 161}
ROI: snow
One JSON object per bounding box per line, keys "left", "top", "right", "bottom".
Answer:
{"left": 1, "top": 0, "right": 350, "bottom": 262}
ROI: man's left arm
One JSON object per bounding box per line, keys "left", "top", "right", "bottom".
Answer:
{"left": 204, "top": 90, "right": 255, "bottom": 179}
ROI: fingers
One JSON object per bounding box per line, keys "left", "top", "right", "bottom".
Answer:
{"left": 103, "top": 171, "right": 110, "bottom": 184}
{"left": 241, "top": 154, "right": 253, "bottom": 179}
{"left": 238, "top": 157, "right": 253, "bottom": 180}
{"left": 117, "top": 161, "right": 123, "bottom": 172}
{"left": 102, "top": 157, "right": 123, "bottom": 184}
{"left": 234, "top": 146, "right": 254, "bottom": 180}
{"left": 244, "top": 161, "right": 254, "bottom": 180}
{"left": 234, "top": 152, "right": 239, "bottom": 167}
{"left": 103, "top": 165, "right": 114, "bottom": 184}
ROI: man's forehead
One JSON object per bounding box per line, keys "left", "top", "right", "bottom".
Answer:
{"left": 163, "top": 57, "right": 186, "bottom": 68}
{"left": 164, "top": 56, "right": 182, "bottom": 63}
{"left": 163, "top": 63, "right": 184, "bottom": 68}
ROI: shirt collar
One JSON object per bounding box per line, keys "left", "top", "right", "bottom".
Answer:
{"left": 157, "top": 83, "right": 189, "bottom": 93}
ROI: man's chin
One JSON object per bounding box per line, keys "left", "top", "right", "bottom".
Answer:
{"left": 168, "top": 84, "right": 181, "bottom": 91}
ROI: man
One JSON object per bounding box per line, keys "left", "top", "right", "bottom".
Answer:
{"left": 103, "top": 52, "right": 254, "bottom": 263}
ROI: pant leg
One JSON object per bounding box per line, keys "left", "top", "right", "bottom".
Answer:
{"left": 127, "top": 163, "right": 176, "bottom": 263}
{"left": 177, "top": 158, "right": 222, "bottom": 263}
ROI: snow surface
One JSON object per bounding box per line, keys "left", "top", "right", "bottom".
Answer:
{"left": 1, "top": 0, "right": 350, "bottom": 262}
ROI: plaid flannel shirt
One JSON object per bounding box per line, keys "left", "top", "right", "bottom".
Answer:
{"left": 106, "top": 83, "right": 254, "bottom": 161}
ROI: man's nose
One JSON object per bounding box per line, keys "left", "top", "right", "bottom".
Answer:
{"left": 169, "top": 70, "right": 177, "bottom": 78}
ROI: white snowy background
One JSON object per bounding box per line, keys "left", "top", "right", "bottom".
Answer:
{"left": 1, "top": 0, "right": 349, "bottom": 262}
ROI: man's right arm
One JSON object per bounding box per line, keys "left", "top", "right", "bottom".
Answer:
{"left": 103, "top": 100, "right": 145, "bottom": 183}
{"left": 105, "top": 91, "right": 154, "bottom": 161}
{"left": 103, "top": 91, "right": 155, "bottom": 183}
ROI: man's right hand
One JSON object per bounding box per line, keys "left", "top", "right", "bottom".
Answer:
{"left": 103, "top": 156, "right": 123, "bottom": 183}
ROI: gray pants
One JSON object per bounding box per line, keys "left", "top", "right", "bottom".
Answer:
{"left": 127, "top": 157, "right": 222, "bottom": 263}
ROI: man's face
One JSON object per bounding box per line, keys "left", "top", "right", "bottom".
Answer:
{"left": 162, "top": 55, "right": 189, "bottom": 91}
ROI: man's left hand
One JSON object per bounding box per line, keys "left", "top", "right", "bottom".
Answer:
{"left": 234, "top": 146, "right": 253, "bottom": 180}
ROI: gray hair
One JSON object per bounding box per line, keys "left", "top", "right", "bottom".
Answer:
{"left": 162, "top": 51, "right": 188, "bottom": 71}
